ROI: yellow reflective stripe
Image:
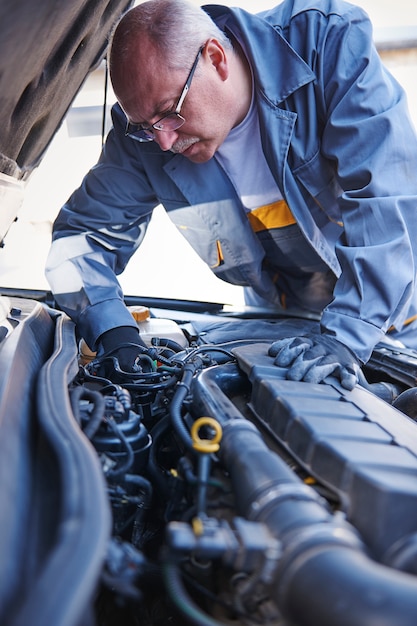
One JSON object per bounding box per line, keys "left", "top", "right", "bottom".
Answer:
{"left": 388, "top": 314, "right": 417, "bottom": 333}
{"left": 404, "top": 314, "right": 417, "bottom": 327}
{"left": 210, "top": 239, "right": 224, "bottom": 268}
{"left": 247, "top": 200, "right": 296, "bottom": 233}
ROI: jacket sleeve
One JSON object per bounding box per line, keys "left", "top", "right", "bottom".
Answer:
{"left": 45, "top": 103, "right": 158, "bottom": 349}
{"left": 316, "top": 6, "right": 417, "bottom": 362}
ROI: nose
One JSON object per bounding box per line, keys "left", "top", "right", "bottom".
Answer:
{"left": 154, "top": 129, "right": 178, "bottom": 151}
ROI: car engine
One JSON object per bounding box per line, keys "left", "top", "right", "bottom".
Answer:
{"left": 69, "top": 308, "right": 417, "bottom": 626}
{"left": 3, "top": 298, "right": 417, "bottom": 626}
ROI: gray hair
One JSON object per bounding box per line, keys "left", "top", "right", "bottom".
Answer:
{"left": 109, "top": 0, "right": 233, "bottom": 72}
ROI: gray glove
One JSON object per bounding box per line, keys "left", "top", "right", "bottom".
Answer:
{"left": 268, "top": 333, "right": 360, "bottom": 390}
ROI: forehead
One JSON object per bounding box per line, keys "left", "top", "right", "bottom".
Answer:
{"left": 114, "top": 41, "right": 182, "bottom": 122}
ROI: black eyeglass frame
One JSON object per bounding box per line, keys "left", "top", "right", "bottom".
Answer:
{"left": 125, "top": 45, "right": 205, "bottom": 142}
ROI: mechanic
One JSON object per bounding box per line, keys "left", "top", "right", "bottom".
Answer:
{"left": 45, "top": 0, "right": 417, "bottom": 390}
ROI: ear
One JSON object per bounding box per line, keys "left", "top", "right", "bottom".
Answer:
{"left": 204, "top": 38, "right": 229, "bottom": 81}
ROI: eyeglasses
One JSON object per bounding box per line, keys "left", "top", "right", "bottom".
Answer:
{"left": 125, "top": 45, "right": 204, "bottom": 142}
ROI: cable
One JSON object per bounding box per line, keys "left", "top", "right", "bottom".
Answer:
{"left": 105, "top": 417, "right": 135, "bottom": 479}
{"left": 163, "top": 561, "right": 227, "bottom": 626}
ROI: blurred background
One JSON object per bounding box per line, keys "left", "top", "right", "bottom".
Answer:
{"left": 1, "top": 0, "right": 416, "bottom": 306}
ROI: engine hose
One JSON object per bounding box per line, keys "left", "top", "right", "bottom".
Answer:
{"left": 192, "top": 363, "right": 417, "bottom": 626}
{"left": 124, "top": 473, "right": 153, "bottom": 500}
{"left": 393, "top": 387, "right": 417, "bottom": 420}
{"left": 151, "top": 337, "right": 185, "bottom": 353}
{"left": 222, "top": 420, "right": 417, "bottom": 626}
{"left": 190, "top": 363, "right": 248, "bottom": 429}
{"left": 147, "top": 416, "right": 172, "bottom": 499}
{"left": 170, "top": 359, "right": 203, "bottom": 451}
{"left": 105, "top": 418, "right": 135, "bottom": 479}
{"left": 163, "top": 561, "right": 226, "bottom": 626}
{"left": 357, "top": 370, "right": 403, "bottom": 404}
{"left": 69, "top": 385, "right": 105, "bottom": 439}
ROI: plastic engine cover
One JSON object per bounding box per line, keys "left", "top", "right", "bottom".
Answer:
{"left": 232, "top": 343, "right": 417, "bottom": 563}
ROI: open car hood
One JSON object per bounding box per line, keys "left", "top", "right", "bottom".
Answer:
{"left": 0, "top": 0, "right": 131, "bottom": 242}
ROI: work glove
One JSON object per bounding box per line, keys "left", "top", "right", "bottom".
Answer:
{"left": 99, "top": 326, "right": 147, "bottom": 372}
{"left": 268, "top": 333, "right": 361, "bottom": 390}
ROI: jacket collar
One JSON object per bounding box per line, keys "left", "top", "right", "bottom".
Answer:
{"left": 203, "top": 4, "right": 315, "bottom": 105}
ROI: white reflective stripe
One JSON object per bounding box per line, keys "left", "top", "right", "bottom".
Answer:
{"left": 45, "top": 234, "right": 106, "bottom": 294}
{"left": 46, "top": 234, "right": 96, "bottom": 266}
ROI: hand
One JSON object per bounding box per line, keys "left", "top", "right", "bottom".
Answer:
{"left": 268, "top": 333, "right": 360, "bottom": 390}
{"left": 98, "top": 326, "right": 147, "bottom": 372}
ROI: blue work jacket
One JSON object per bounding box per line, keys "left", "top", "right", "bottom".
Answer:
{"left": 46, "top": 0, "right": 417, "bottom": 362}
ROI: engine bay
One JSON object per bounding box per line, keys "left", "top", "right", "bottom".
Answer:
{"left": 72, "top": 307, "right": 417, "bottom": 625}
{"left": 3, "top": 297, "right": 417, "bottom": 625}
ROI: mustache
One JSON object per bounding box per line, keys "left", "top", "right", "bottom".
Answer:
{"left": 170, "top": 137, "right": 199, "bottom": 154}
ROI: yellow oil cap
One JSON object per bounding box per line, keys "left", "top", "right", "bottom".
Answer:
{"left": 129, "top": 306, "right": 150, "bottom": 323}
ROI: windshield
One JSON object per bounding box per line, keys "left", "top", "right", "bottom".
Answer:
{"left": 1, "top": 0, "right": 416, "bottom": 306}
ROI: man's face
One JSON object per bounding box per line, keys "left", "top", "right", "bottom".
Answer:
{"left": 113, "top": 39, "right": 236, "bottom": 163}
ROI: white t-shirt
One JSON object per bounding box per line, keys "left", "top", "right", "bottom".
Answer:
{"left": 215, "top": 82, "right": 335, "bottom": 313}
{"left": 215, "top": 90, "right": 283, "bottom": 212}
